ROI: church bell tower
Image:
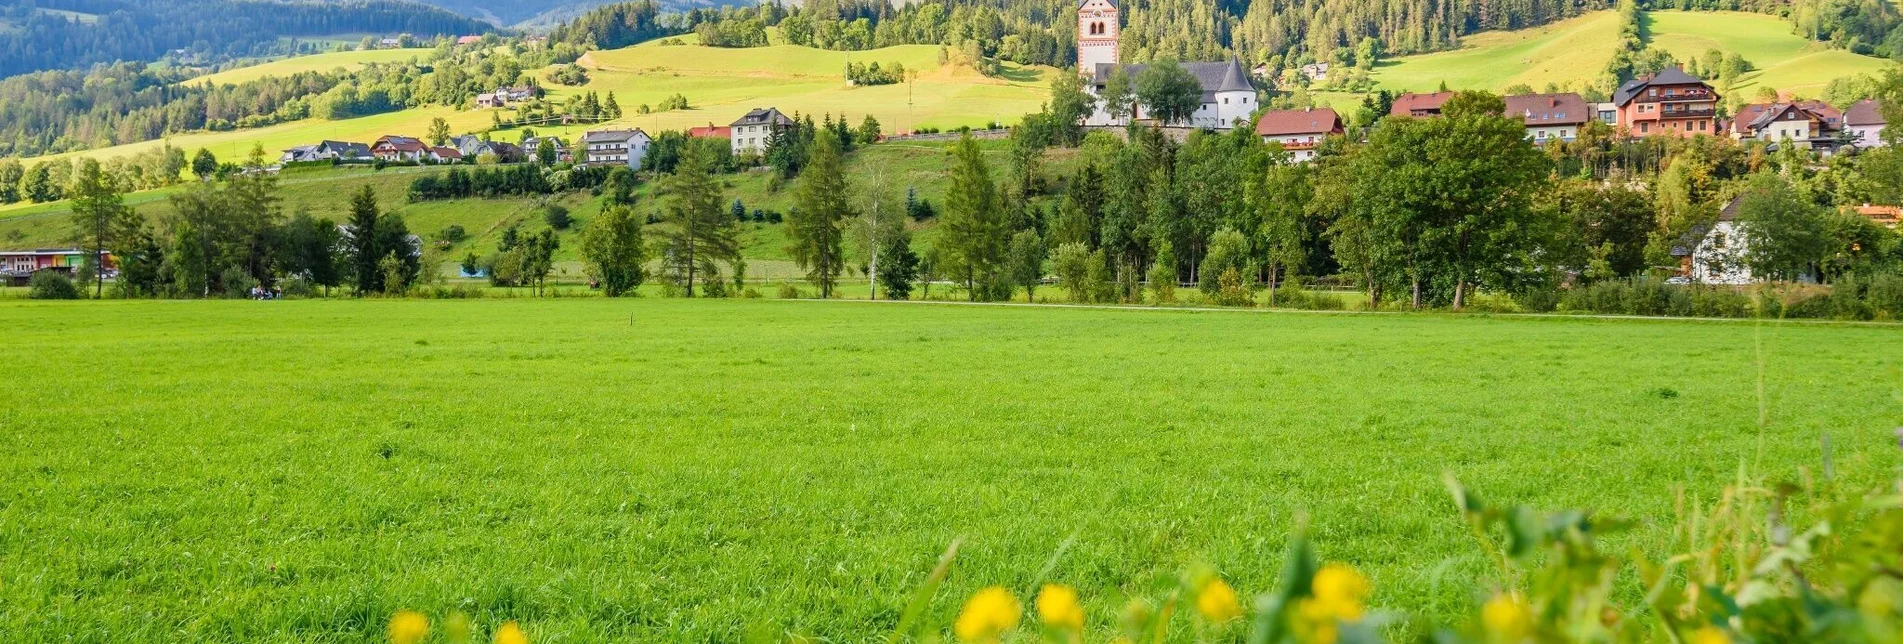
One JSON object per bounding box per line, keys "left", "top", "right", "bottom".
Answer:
{"left": 1077, "top": 0, "right": 1120, "bottom": 77}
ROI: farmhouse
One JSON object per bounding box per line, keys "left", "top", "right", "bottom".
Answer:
{"left": 1254, "top": 107, "right": 1342, "bottom": 162}
{"left": 1845, "top": 99, "right": 1886, "bottom": 149}
{"left": 1673, "top": 196, "right": 1751, "bottom": 285}
{"left": 1611, "top": 66, "right": 1720, "bottom": 138}
{"left": 730, "top": 108, "right": 794, "bottom": 156}
{"left": 523, "top": 136, "right": 570, "bottom": 162}
{"left": 283, "top": 140, "right": 370, "bottom": 164}
{"left": 1727, "top": 101, "right": 1843, "bottom": 152}
{"left": 456, "top": 35, "right": 483, "bottom": 46}
{"left": 1, "top": 249, "right": 108, "bottom": 285}
{"left": 372, "top": 135, "right": 428, "bottom": 162}
{"left": 429, "top": 146, "right": 464, "bottom": 163}
{"left": 1389, "top": 92, "right": 1453, "bottom": 118}
{"left": 688, "top": 123, "right": 732, "bottom": 139}
{"left": 1077, "top": 0, "right": 1257, "bottom": 130}
{"left": 582, "top": 129, "right": 652, "bottom": 169}
{"left": 1504, "top": 93, "right": 1588, "bottom": 144}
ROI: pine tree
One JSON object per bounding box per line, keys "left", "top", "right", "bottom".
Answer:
{"left": 787, "top": 129, "right": 851, "bottom": 297}
{"left": 659, "top": 144, "right": 739, "bottom": 296}
{"left": 939, "top": 134, "right": 1009, "bottom": 300}
{"left": 346, "top": 185, "right": 382, "bottom": 295}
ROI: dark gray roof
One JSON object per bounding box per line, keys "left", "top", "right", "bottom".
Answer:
{"left": 1612, "top": 66, "right": 1712, "bottom": 107}
{"left": 582, "top": 129, "right": 648, "bottom": 143}
{"left": 1079, "top": 0, "right": 1115, "bottom": 7}
{"left": 1090, "top": 59, "right": 1254, "bottom": 100}
{"left": 1671, "top": 196, "right": 1744, "bottom": 256}
{"left": 731, "top": 107, "right": 794, "bottom": 127}
{"left": 1649, "top": 66, "right": 1702, "bottom": 85}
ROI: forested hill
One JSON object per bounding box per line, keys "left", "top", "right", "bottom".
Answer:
{"left": 0, "top": 0, "right": 492, "bottom": 78}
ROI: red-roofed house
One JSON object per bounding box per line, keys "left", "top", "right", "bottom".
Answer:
{"left": 1503, "top": 93, "right": 1589, "bottom": 144}
{"left": 687, "top": 123, "right": 732, "bottom": 139}
{"left": 1255, "top": 108, "right": 1343, "bottom": 162}
{"left": 1853, "top": 204, "right": 1901, "bottom": 228}
{"left": 429, "top": 147, "right": 464, "bottom": 163}
{"left": 1611, "top": 66, "right": 1720, "bottom": 138}
{"left": 1846, "top": 100, "right": 1886, "bottom": 149}
{"left": 456, "top": 35, "right": 483, "bottom": 46}
{"left": 372, "top": 135, "right": 427, "bottom": 162}
{"left": 1728, "top": 101, "right": 1843, "bottom": 151}
{"left": 1390, "top": 92, "right": 1454, "bottom": 118}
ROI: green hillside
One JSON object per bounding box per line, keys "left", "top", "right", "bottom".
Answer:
{"left": 183, "top": 48, "right": 434, "bottom": 87}
{"left": 1375, "top": 10, "right": 1896, "bottom": 96}
{"left": 45, "top": 37, "right": 1054, "bottom": 169}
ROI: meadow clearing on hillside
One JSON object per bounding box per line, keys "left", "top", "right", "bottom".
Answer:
{"left": 1375, "top": 10, "right": 1895, "bottom": 95}
{"left": 182, "top": 48, "right": 436, "bottom": 87}
{"left": 42, "top": 35, "right": 1054, "bottom": 168}
{"left": 1, "top": 298, "right": 1898, "bottom": 641}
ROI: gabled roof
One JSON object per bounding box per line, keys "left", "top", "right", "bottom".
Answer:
{"left": 431, "top": 147, "right": 463, "bottom": 158}
{"left": 1846, "top": 99, "right": 1885, "bottom": 126}
{"left": 1735, "top": 101, "right": 1841, "bottom": 134}
{"left": 582, "top": 129, "right": 650, "bottom": 143}
{"left": 1648, "top": 66, "right": 1703, "bottom": 86}
{"left": 1078, "top": 0, "right": 1115, "bottom": 8}
{"left": 732, "top": 107, "right": 794, "bottom": 127}
{"left": 688, "top": 124, "right": 732, "bottom": 138}
{"left": 1672, "top": 196, "right": 1745, "bottom": 257}
{"left": 1389, "top": 91, "right": 1454, "bottom": 117}
{"left": 1612, "top": 66, "right": 1715, "bottom": 106}
{"left": 1503, "top": 93, "right": 1588, "bottom": 126}
{"left": 1255, "top": 108, "right": 1343, "bottom": 136}
{"left": 1087, "top": 60, "right": 1255, "bottom": 99}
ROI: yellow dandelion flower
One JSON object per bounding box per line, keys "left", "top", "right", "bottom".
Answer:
{"left": 388, "top": 610, "right": 430, "bottom": 644}
{"left": 1037, "top": 584, "right": 1085, "bottom": 631}
{"left": 1690, "top": 626, "right": 1729, "bottom": 644}
{"left": 1310, "top": 564, "right": 1369, "bottom": 621}
{"left": 493, "top": 620, "right": 529, "bottom": 644}
{"left": 1481, "top": 595, "right": 1533, "bottom": 641}
{"left": 1197, "top": 578, "right": 1243, "bottom": 623}
{"left": 954, "top": 586, "right": 1022, "bottom": 642}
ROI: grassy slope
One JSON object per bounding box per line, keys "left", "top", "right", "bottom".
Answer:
{"left": 183, "top": 48, "right": 435, "bottom": 87}
{"left": 1646, "top": 10, "right": 1895, "bottom": 96}
{"left": 1375, "top": 10, "right": 1896, "bottom": 95}
{"left": 1375, "top": 11, "right": 1623, "bottom": 93}
{"left": 34, "top": 37, "right": 1054, "bottom": 168}
{"left": 1, "top": 298, "right": 1897, "bottom": 641}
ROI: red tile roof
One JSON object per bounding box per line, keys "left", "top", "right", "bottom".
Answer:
{"left": 1390, "top": 92, "right": 1455, "bottom": 117}
{"left": 1254, "top": 108, "right": 1344, "bottom": 136}
{"left": 1502, "top": 93, "right": 1588, "bottom": 126}
{"left": 1846, "top": 99, "right": 1885, "bottom": 126}
{"left": 687, "top": 124, "right": 732, "bottom": 138}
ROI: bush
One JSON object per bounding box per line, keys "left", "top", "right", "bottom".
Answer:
{"left": 544, "top": 205, "right": 572, "bottom": 230}
{"left": 438, "top": 224, "right": 467, "bottom": 242}
{"left": 1513, "top": 288, "right": 1561, "bottom": 313}
{"left": 777, "top": 282, "right": 802, "bottom": 299}
{"left": 220, "top": 266, "right": 259, "bottom": 299}
{"left": 279, "top": 276, "right": 316, "bottom": 298}
{"left": 1268, "top": 280, "right": 1309, "bottom": 309}
{"left": 26, "top": 271, "right": 79, "bottom": 299}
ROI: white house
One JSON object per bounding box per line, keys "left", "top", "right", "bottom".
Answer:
{"left": 1674, "top": 197, "right": 1751, "bottom": 285}
{"left": 730, "top": 107, "right": 794, "bottom": 156}
{"left": 1077, "top": 0, "right": 1256, "bottom": 130}
{"left": 1728, "top": 101, "right": 1843, "bottom": 152}
{"left": 581, "top": 129, "right": 652, "bottom": 170}
{"left": 1253, "top": 108, "right": 1342, "bottom": 162}
{"left": 1504, "top": 93, "right": 1589, "bottom": 144}
{"left": 1846, "top": 99, "right": 1885, "bottom": 149}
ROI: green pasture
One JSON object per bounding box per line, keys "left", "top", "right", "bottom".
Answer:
{"left": 1646, "top": 10, "right": 1895, "bottom": 96}
{"left": 1, "top": 298, "right": 1897, "bottom": 642}
{"left": 183, "top": 48, "right": 434, "bottom": 87}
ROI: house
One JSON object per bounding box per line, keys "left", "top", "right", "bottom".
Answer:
{"left": 1076, "top": 0, "right": 1257, "bottom": 130}
{"left": 1504, "top": 93, "right": 1589, "bottom": 144}
{"left": 475, "top": 86, "right": 536, "bottom": 109}
{"left": 379, "top": 37, "right": 403, "bottom": 49}
{"left": 1299, "top": 62, "right": 1329, "bottom": 83}
{"left": 1254, "top": 107, "right": 1343, "bottom": 162}
{"left": 1588, "top": 102, "right": 1619, "bottom": 125}
{"left": 372, "top": 135, "right": 428, "bottom": 162}
{"left": 1389, "top": 92, "right": 1454, "bottom": 118}
{"left": 450, "top": 134, "right": 494, "bottom": 158}
{"left": 1, "top": 249, "right": 108, "bottom": 285}
{"left": 286, "top": 140, "right": 371, "bottom": 163}
{"left": 1845, "top": 99, "right": 1886, "bottom": 149}
{"left": 688, "top": 123, "right": 732, "bottom": 139}
{"left": 730, "top": 108, "right": 795, "bottom": 155}
{"left": 456, "top": 35, "right": 483, "bottom": 46}
{"left": 1612, "top": 67, "right": 1720, "bottom": 138}
{"left": 582, "top": 129, "right": 652, "bottom": 169}
{"left": 522, "top": 136, "right": 570, "bottom": 162}
{"left": 1728, "top": 101, "right": 1843, "bottom": 152}
{"left": 429, "top": 147, "right": 464, "bottom": 163}
{"left": 1853, "top": 204, "right": 1901, "bottom": 228}
{"left": 1673, "top": 196, "right": 1750, "bottom": 285}
{"left": 280, "top": 145, "right": 322, "bottom": 164}
{"left": 488, "top": 141, "right": 525, "bottom": 164}
{"left": 475, "top": 92, "right": 504, "bottom": 109}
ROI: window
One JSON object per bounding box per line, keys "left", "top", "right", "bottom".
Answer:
{"left": 1641, "top": 122, "right": 1651, "bottom": 133}
{"left": 1648, "top": 89, "right": 1656, "bottom": 97}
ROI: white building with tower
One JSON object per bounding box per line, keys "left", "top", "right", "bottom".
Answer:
{"left": 1077, "top": 0, "right": 1258, "bottom": 130}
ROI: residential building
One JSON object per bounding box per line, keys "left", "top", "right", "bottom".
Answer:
{"left": 475, "top": 86, "right": 536, "bottom": 109}
{"left": 1504, "top": 93, "right": 1589, "bottom": 144}
{"left": 372, "top": 135, "right": 428, "bottom": 162}
{"left": 1853, "top": 204, "right": 1901, "bottom": 228}
{"left": 1389, "top": 92, "right": 1454, "bottom": 118}
{"left": 1845, "top": 99, "right": 1886, "bottom": 149}
{"left": 522, "top": 136, "right": 570, "bottom": 162}
{"left": 1589, "top": 102, "right": 1619, "bottom": 125}
{"left": 456, "top": 35, "right": 483, "bottom": 46}
{"left": 1727, "top": 101, "right": 1843, "bottom": 152}
{"left": 730, "top": 108, "right": 794, "bottom": 155}
{"left": 1254, "top": 107, "right": 1343, "bottom": 162}
{"left": 1612, "top": 67, "right": 1720, "bottom": 138}
{"left": 379, "top": 37, "right": 403, "bottom": 49}
{"left": 582, "top": 129, "right": 652, "bottom": 169}
{"left": 1299, "top": 62, "right": 1329, "bottom": 83}
{"left": 429, "top": 147, "right": 464, "bottom": 163}
{"left": 1, "top": 249, "right": 108, "bottom": 285}
{"left": 1673, "top": 196, "right": 1750, "bottom": 285}
{"left": 280, "top": 145, "right": 322, "bottom": 164}
{"left": 688, "top": 123, "right": 732, "bottom": 139}
{"left": 1075, "top": 1, "right": 1257, "bottom": 130}
{"left": 488, "top": 141, "right": 525, "bottom": 164}
{"left": 450, "top": 134, "right": 496, "bottom": 158}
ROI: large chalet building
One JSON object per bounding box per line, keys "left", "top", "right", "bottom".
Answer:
{"left": 1611, "top": 67, "right": 1720, "bottom": 138}
{"left": 1077, "top": 0, "right": 1258, "bottom": 130}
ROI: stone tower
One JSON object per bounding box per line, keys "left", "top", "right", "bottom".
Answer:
{"left": 1077, "top": 0, "right": 1119, "bottom": 77}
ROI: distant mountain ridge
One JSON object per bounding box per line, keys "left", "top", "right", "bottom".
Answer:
{"left": 404, "top": 0, "right": 763, "bottom": 27}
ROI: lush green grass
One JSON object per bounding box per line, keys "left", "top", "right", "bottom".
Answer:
{"left": 1375, "top": 11, "right": 1623, "bottom": 93}
{"left": 1375, "top": 10, "right": 1896, "bottom": 95}
{"left": 183, "top": 48, "right": 435, "bottom": 87}
{"left": 1646, "top": 10, "right": 1895, "bottom": 96}
{"left": 1, "top": 298, "right": 1897, "bottom": 642}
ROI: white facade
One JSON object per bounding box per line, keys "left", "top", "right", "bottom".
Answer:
{"left": 583, "top": 130, "right": 651, "bottom": 170}
{"left": 1082, "top": 74, "right": 1255, "bottom": 130}
{"left": 1077, "top": 0, "right": 1119, "bottom": 76}
{"left": 1261, "top": 134, "right": 1323, "bottom": 162}
{"left": 731, "top": 123, "right": 776, "bottom": 155}
{"left": 1851, "top": 123, "right": 1885, "bottom": 148}
{"left": 1526, "top": 125, "right": 1577, "bottom": 144}
{"left": 1690, "top": 221, "right": 1751, "bottom": 285}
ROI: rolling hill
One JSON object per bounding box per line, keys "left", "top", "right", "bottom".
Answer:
{"left": 183, "top": 48, "right": 436, "bottom": 87}
{"left": 1375, "top": 10, "right": 1896, "bottom": 96}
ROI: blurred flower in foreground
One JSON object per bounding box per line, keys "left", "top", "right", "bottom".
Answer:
{"left": 955, "top": 586, "right": 1022, "bottom": 642}
{"left": 1690, "top": 625, "right": 1730, "bottom": 644}
{"left": 389, "top": 610, "right": 429, "bottom": 644}
{"left": 1198, "top": 578, "right": 1243, "bottom": 623}
{"left": 494, "top": 620, "right": 529, "bottom": 644}
{"left": 1037, "top": 584, "right": 1084, "bottom": 632}
{"left": 1482, "top": 594, "right": 1532, "bottom": 642}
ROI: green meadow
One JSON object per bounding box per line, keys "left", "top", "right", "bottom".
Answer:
{"left": 2, "top": 298, "right": 1898, "bottom": 641}
{"left": 183, "top": 48, "right": 436, "bottom": 87}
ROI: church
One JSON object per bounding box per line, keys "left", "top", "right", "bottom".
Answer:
{"left": 1077, "top": 0, "right": 1258, "bottom": 130}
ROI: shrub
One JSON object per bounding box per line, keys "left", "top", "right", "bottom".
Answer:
{"left": 1269, "top": 280, "right": 1309, "bottom": 309}
{"left": 26, "top": 271, "right": 79, "bottom": 299}
{"left": 1866, "top": 273, "right": 1903, "bottom": 319}
{"left": 777, "top": 282, "right": 802, "bottom": 299}
{"left": 1513, "top": 288, "right": 1560, "bottom": 313}
{"left": 438, "top": 224, "right": 467, "bottom": 242}
{"left": 220, "top": 266, "right": 259, "bottom": 299}
{"left": 279, "top": 276, "right": 316, "bottom": 298}
{"left": 544, "top": 205, "right": 572, "bottom": 230}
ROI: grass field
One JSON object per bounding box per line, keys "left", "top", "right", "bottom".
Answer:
{"left": 37, "top": 36, "right": 1054, "bottom": 168}
{"left": 183, "top": 48, "right": 435, "bottom": 87}
{"left": 1, "top": 298, "right": 1897, "bottom": 641}
{"left": 1375, "top": 10, "right": 1896, "bottom": 95}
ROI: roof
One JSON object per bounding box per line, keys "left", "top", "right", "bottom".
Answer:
{"left": 1254, "top": 108, "right": 1343, "bottom": 136}
{"left": 431, "top": 147, "right": 463, "bottom": 158}
{"left": 1846, "top": 99, "right": 1885, "bottom": 126}
{"left": 1503, "top": 93, "right": 1588, "bottom": 126}
{"left": 582, "top": 129, "right": 650, "bottom": 143}
{"left": 688, "top": 124, "right": 732, "bottom": 138}
{"left": 1854, "top": 204, "right": 1901, "bottom": 227}
{"left": 1613, "top": 66, "right": 1715, "bottom": 106}
{"left": 1734, "top": 101, "right": 1841, "bottom": 135}
{"left": 1088, "top": 59, "right": 1255, "bottom": 100}
{"left": 731, "top": 108, "right": 794, "bottom": 127}
{"left": 1078, "top": 0, "right": 1115, "bottom": 8}
{"left": 456, "top": 35, "right": 482, "bottom": 45}
{"left": 1389, "top": 91, "right": 1454, "bottom": 117}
